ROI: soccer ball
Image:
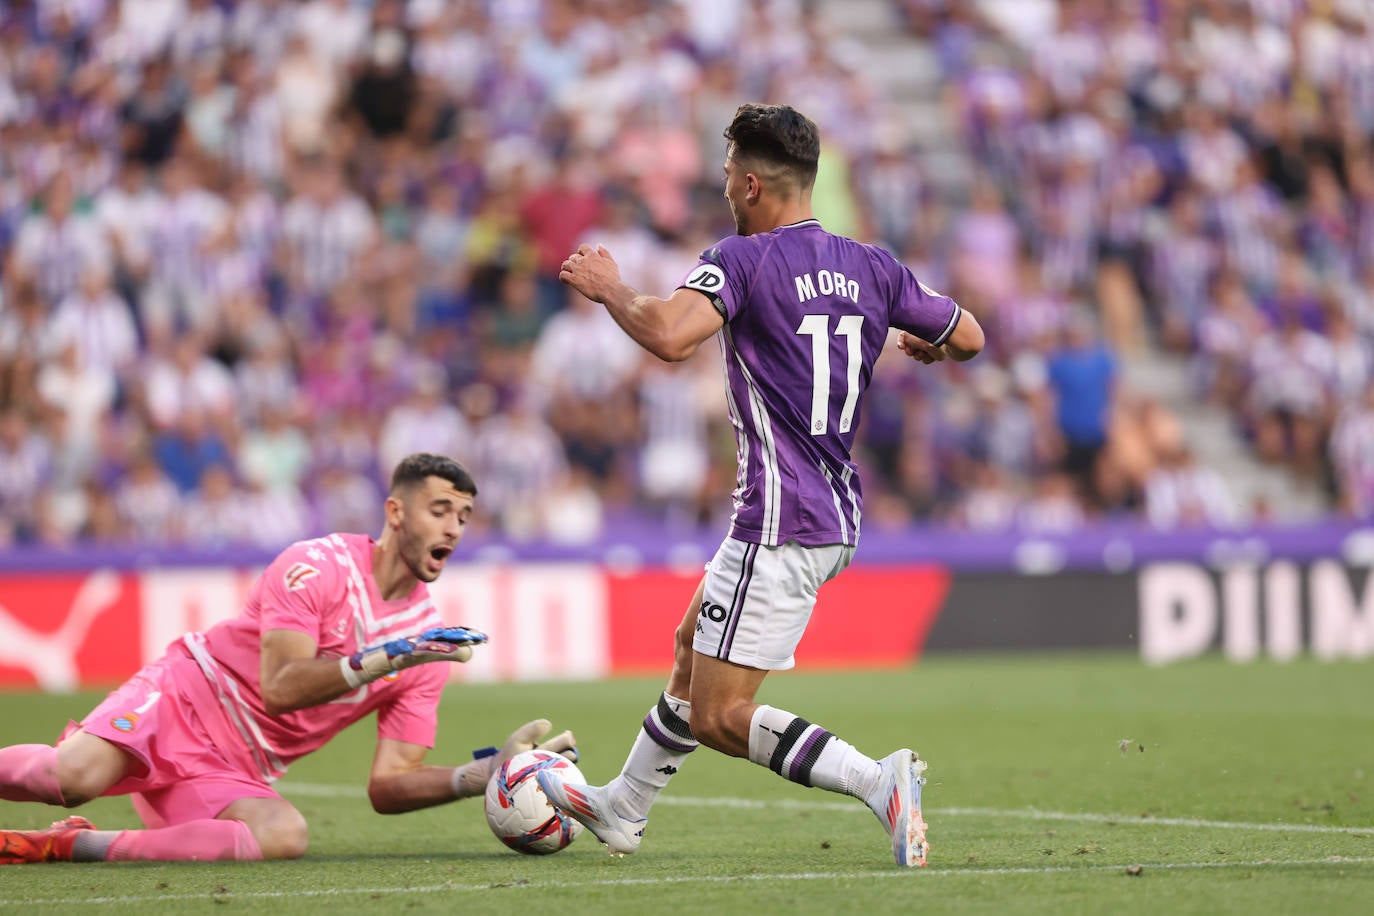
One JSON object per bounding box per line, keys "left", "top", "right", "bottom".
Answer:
{"left": 484, "top": 749, "right": 586, "bottom": 855}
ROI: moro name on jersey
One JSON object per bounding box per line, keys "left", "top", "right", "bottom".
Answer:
{"left": 794, "top": 269, "right": 861, "bottom": 304}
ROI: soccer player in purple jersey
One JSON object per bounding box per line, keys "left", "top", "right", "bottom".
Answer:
{"left": 539, "top": 104, "right": 984, "bottom": 868}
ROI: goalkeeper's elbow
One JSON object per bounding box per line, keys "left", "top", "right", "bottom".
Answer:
{"left": 262, "top": 682, "right": 306, "bottom": 717}
{"left": 367, "top": 784, "right": 407, "bottom": 815}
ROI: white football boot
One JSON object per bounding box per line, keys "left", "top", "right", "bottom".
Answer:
{"left": 536, "top": 771, "right": 647, "bottom": 856}
{"left": 867, "top": 749, "right": 930, "bottom": 867}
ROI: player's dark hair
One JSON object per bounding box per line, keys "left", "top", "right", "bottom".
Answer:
{"left": 390, "top": 453, "right": 478, "bottom": 497}
{"left": 723, "top": 103, "right": 820, "bottom": 189}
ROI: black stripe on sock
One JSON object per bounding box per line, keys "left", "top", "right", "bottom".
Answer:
{"left": 794, "top": 730, "right": 833, "bottom": 787}
{"left": 655, "top": 693, "right": 696, "bottom": 743}
{"left": 767, "top": 717, "right": 812, "bottom": 776}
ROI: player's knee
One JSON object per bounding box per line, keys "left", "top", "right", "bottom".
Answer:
{"left": 55, "top": 734, "right": 129, "bottom": 806}
{"left": 56, "top": 782, "right": 96, "bottom": 808}
{"left": 55, "top": 765, "right": 113, "bottom": 807}
{"left": 254, "top": 809, "right": 310, "bottom": 860}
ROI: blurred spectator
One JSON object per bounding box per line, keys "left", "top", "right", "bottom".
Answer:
{"left": 518, "top": 151, "right": 605, "bottom": 314}
{"left": 1246, "top": 310, "right": 1333, "bottom": 474}
{"left": 9, "top": 175, "right": 108, "bottom": 307}
{"left": 115, "top": 450, "right": 182, "bottom": 544}
{"left": 141, "top": 331, "right": 235, "bottom": 430}
{"left": 636, "top": 356, "right": 716, "bottom": 524}
{"left": 279, "top": 158, "right": 376, "bottom": 298}
{"left": 241, "top": 476, "right": 311, "bottom": 548}
{"left": 1330, "top": 380, "right": 1374, "bottom": 519}
{"left": 0, "top": 407, "right": 52, "bottom": 540}
{"left": 377, "top": 362, "right": 470, "bottom": 478}
{"left": 44, "top": 264, "right": 139, "bottom": 380}
{"left": 469, "top": 390, "right": 569, "bottom": 540}
{"left": 1144, "top": 442, "right": 1240, "bottom": 530}
{"left": 178, "top": 463, "right": 248, "bottom": 547}
{"left": 152, "top": 411, "right": 231, "bottom": 494}
{"left": 1046, "top": 311, "right": 1118, "bottom": 504}
{"left": 36, "top": 339, "right": 115, "bottom": 482}
{"left": 239, "top": 402, "right": 310, "bottom": 492}
{"left": 311, "top": 463, "right": 381, "bottom": 535}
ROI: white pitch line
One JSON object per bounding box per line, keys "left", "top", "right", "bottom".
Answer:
{"left": 277, "top": 783, "right": 1374, "bottom": 836}
{"left": 2, "top": 857, "right": 1372, "bottom": 908}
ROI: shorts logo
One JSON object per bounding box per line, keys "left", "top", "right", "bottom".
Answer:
{"left": 110, "top": 713, "right": 138, "bottom": 732}
{"left": 685, "top": 264, "right": 725, "bottom": 293}
{"left": 700, "top": 601, "right": 728, "bottom": 623}
{"left": 284, "top": 562, "right": 320, "bottom": 592}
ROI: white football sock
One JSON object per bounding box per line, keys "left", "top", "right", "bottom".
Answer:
{"left": 748, "top": 704, "right": 881, "bottom": 796}
{"left": 613, "top": 692, "right": 697, "bottom": 817}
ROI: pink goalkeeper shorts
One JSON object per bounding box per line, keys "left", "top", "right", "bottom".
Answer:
{"left": 66, "top": 654, "right": 281, "bottom": 828}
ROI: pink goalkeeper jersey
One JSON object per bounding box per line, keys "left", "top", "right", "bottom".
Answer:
{"left": 172, "top": 532, "right": 449, "bottom": 783}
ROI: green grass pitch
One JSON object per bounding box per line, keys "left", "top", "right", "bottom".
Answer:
{"left": 1, "top": 653, "right": 1371, "bottom": 914}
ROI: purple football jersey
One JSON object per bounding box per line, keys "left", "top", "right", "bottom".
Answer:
{"left": 679, "top": 219, "right": 962, "bottom": 547}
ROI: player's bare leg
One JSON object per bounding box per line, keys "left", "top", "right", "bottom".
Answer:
{"left": 690, "top": 653, "right": 929, "bottom": 867}
{"left": 682, "top": 652, "right": 767, "bottom": 756}
{"left": 538, "top": 578, "right": 705, "bottom": 855}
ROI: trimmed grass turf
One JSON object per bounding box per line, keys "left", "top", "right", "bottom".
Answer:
{"left": 1, "top": 653, "right": 1371, "bottom": 914}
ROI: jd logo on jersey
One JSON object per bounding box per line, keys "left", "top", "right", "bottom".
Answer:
{"left": 686, "top": 265, "right": 724, "bottom": 291}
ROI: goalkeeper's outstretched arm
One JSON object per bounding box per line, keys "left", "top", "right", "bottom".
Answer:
{"left": 368, "top": 722, "right": 579, "bottom": 815}
{"left": 259, "top": 626, "right": 487, "bottom": 716}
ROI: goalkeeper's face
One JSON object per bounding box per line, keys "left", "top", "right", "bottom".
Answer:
{"left": 395, "top": 476, "right": 474, "bottom": 583}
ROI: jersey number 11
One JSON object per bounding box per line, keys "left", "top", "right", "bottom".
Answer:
{"left": 796, "top": 314, "right": 864, "bottom": 436}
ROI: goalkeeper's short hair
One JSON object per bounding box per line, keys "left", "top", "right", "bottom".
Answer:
{"left": 390, "top": 453, "right": 478, "bottom": 498}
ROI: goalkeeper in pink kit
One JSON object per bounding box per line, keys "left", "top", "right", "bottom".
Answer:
{"left": 0, "top": 453, "right": 576, "bottom": 863}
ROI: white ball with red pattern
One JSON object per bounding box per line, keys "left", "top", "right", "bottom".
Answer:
{"left": 484, "top": 749, "right": 586, "bottom": 855}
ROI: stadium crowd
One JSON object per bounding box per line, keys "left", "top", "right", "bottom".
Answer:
{"left": 0, "top": 0, "right": 1372, "bottom": 550}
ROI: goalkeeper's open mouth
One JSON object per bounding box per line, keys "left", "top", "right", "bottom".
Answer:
{"left": 427, "top": 544, "right": 454, "bottom": 572}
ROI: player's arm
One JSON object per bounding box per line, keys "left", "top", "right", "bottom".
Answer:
{"left": 259, "top": 626, "right": 486, "bottom": 716}
{"left": 260, "top": 628, "right": 362, "bottom": 715}
{"left": 898, "top": 309, "right": 985, "bottom": 364}
{"left": 561, "top": 243, "right": 724, "bottom": 362}
{"left": 367, "top": 738, "right": 460, "bottom": 814}
{"left": 367, "top": 723, "right": 580, "bottom": 814}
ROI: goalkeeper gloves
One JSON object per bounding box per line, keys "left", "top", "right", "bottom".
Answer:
{"left": 450, "top": 719, "right": 580, "bottom": 799}
{"left": 340, "top": 626, "right": 487, "bottom": 689}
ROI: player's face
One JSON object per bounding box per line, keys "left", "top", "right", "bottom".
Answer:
{"left": 723, "top": 155, "right": 750, "bottom": 235}
{"left": 396, "top": 476, "right": 474, "bottom": 582}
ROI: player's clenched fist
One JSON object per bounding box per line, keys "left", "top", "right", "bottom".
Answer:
{"left": 340, "top": 626, "right": 488, "bottom": 688}
{"left": 559, "top": 243, "right": 622, "bottom": 303}
{"left": 897, "top": 330, "right": 947, "bottom": 365}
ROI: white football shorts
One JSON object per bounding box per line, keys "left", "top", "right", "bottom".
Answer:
{"left": 693, "top": 536, "right": 855, "bottom": 670}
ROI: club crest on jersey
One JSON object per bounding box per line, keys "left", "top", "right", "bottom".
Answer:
{"left": 284, "top": 562, "right": 320, "bottom": 592}
{"left": 110, "top": 713, "right": 139, "bottom": 732}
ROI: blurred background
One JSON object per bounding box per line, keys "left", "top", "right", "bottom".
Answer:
{"left": 0, "top": 0, "right": 1372, "bottom": 684}
{"left": 1, "top": 0, "right": 1373, "bottom": 547}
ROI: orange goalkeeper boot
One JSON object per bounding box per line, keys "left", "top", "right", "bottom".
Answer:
{"left": 0, "top": 815, "right": 96, "bottom": 864}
